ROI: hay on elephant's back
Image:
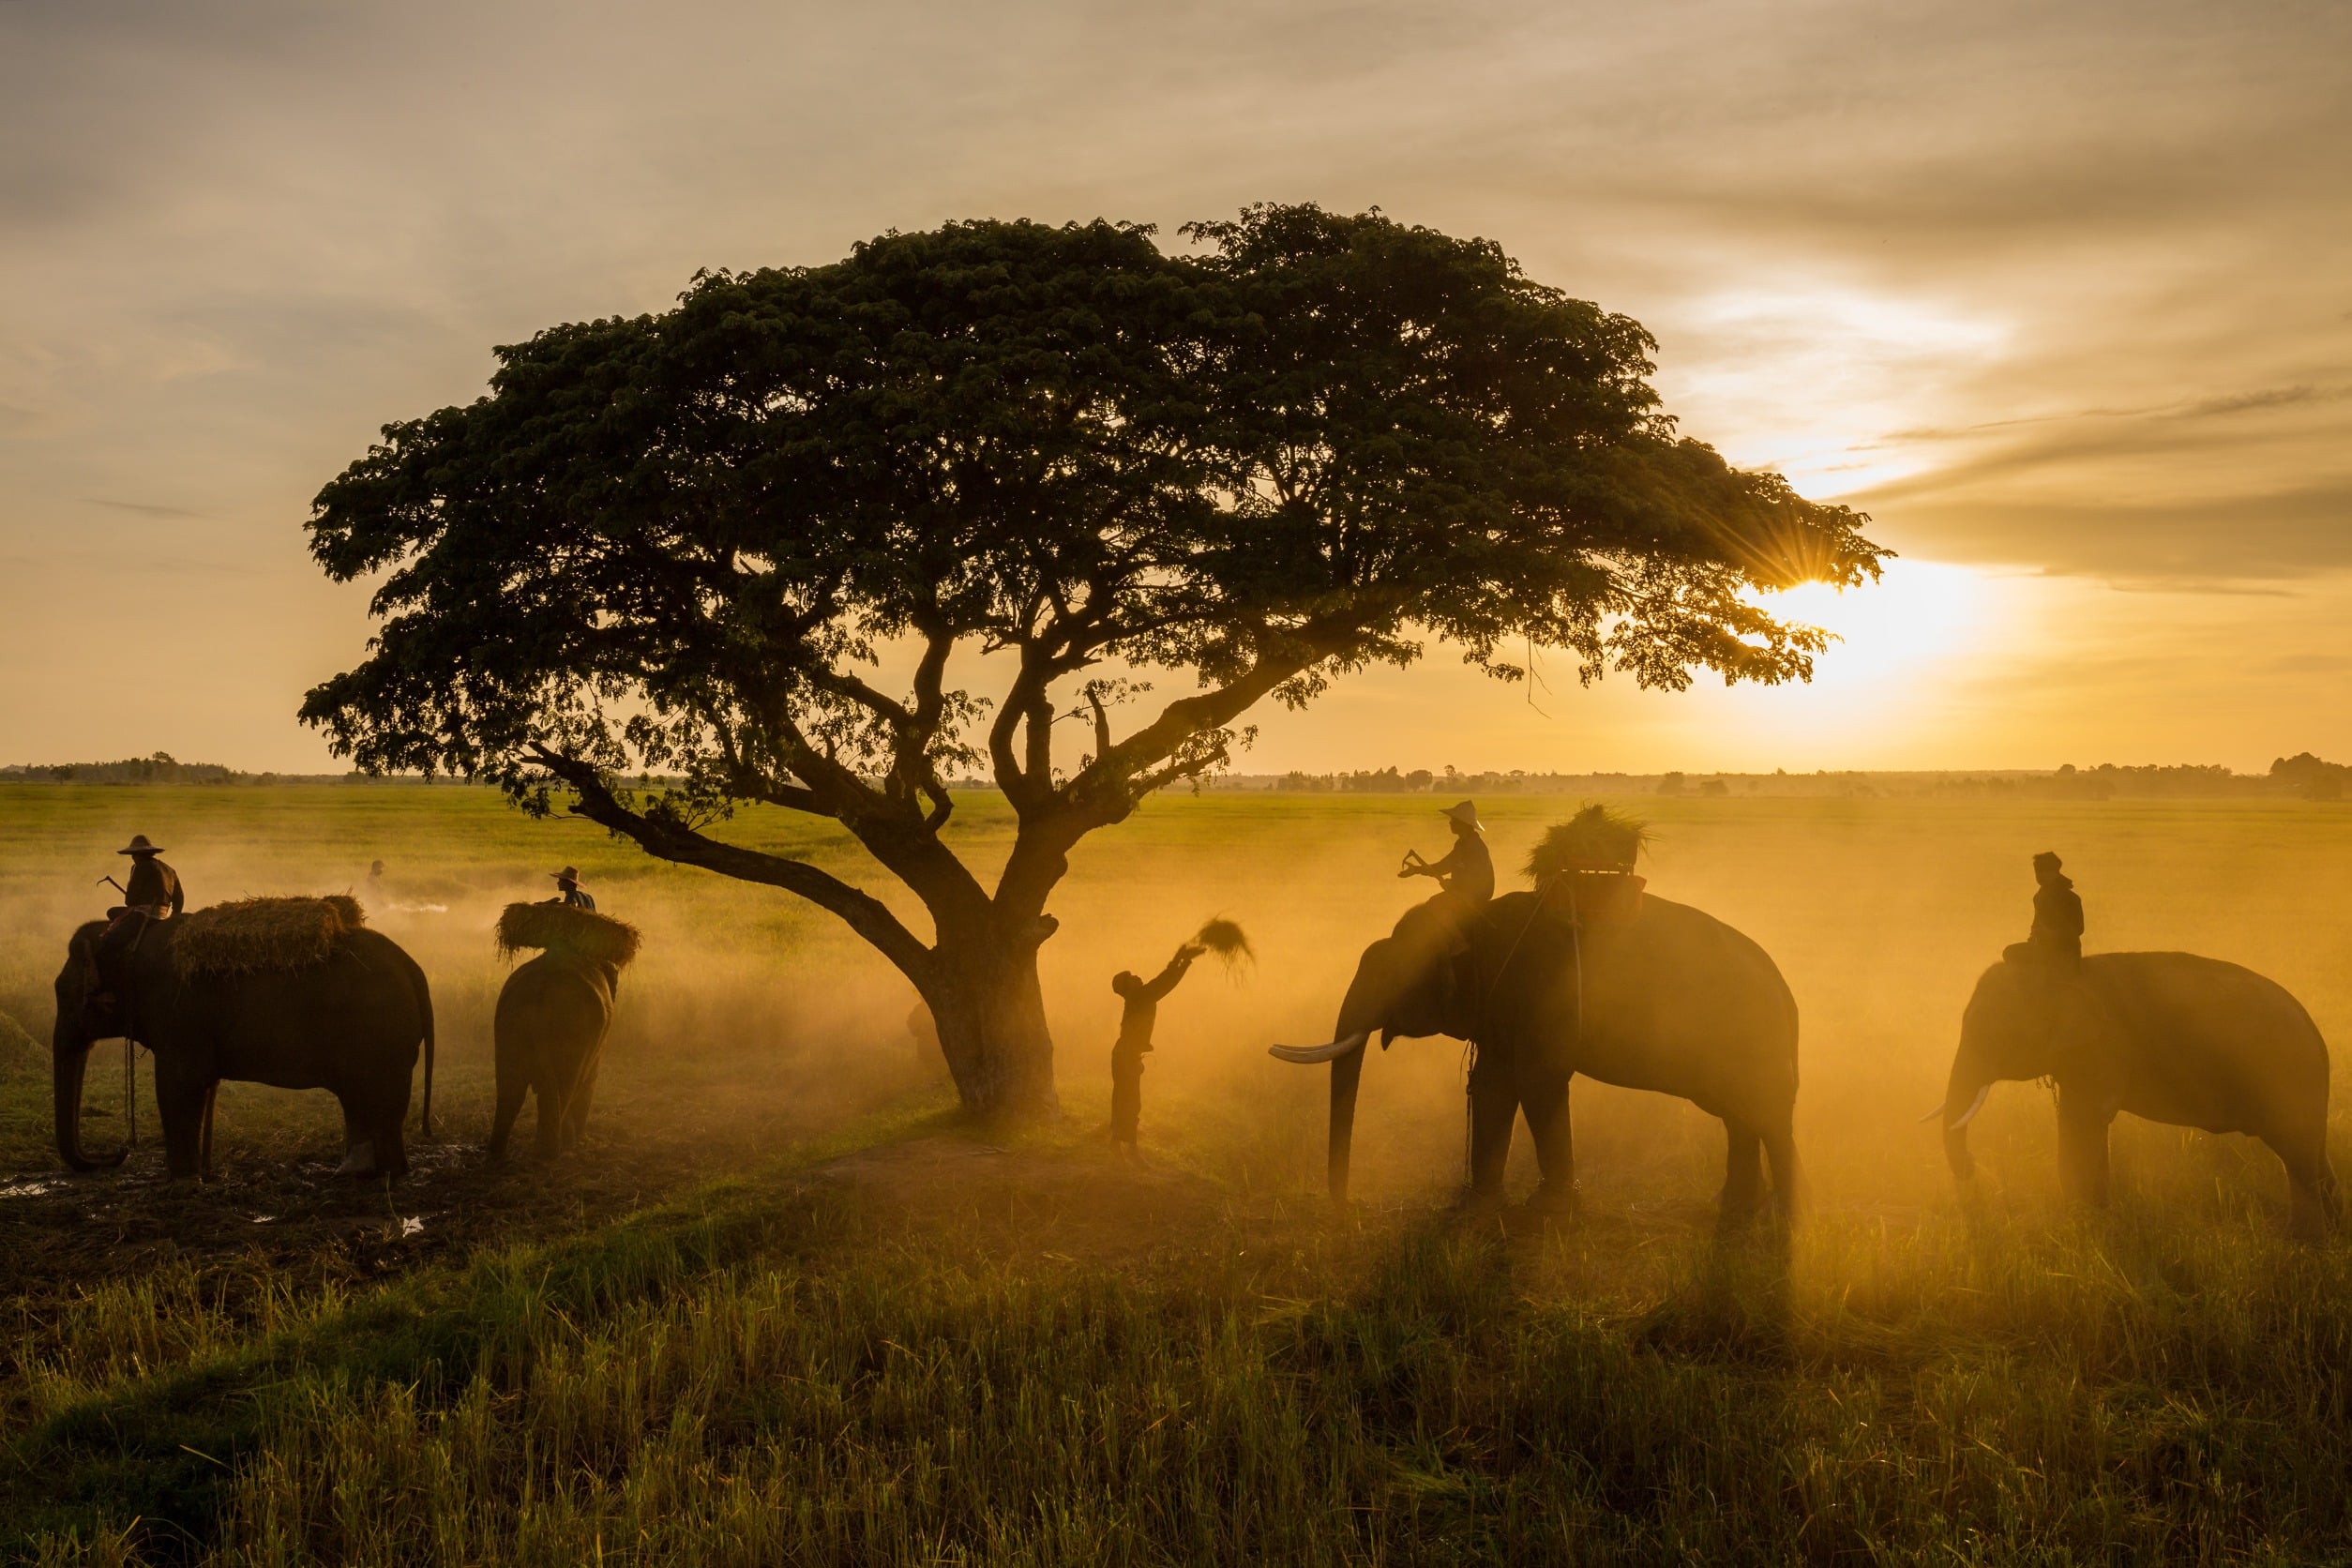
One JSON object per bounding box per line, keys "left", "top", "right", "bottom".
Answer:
{"left": 1526, "top": 804, "right": 1651, "bottom": 879}
{"left": 497, "top": 902, "right": 642, "bottom": 969}
{"left": 173, "top": 896, "right": 367, "bottom": 979}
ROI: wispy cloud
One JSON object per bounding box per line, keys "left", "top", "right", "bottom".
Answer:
{"left": 0, "top": 0, "right": 2347, "bottom": 768}
{"left": 81, "top": 497, "right": 212, "bottom": 520}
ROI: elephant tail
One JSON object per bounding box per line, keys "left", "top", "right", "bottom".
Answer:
{"left": 404, "top": 950, "right": 436, "bottom": 1140}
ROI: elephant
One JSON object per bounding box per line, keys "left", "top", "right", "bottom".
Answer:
{"left": 1936, "top": 952, "right": 2338, "bottom": 1237}
{"left": 1272, "top": 888, "right": 1801, "bottom": 1224}
{"left": 488, "top": 950, "right": 623, "bottom": 1159}
{"left": 52, "top": 912, "right": 435, "bottom": 1180}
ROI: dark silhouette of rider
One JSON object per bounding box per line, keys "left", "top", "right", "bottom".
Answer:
{"left": 1399, "top": 800, "right": 1494, "bottom": 904}
{"left": 548, "top": 867, "right": 597, "bottom": 912}
{"left": 1109, "top": 941, "right": 1205, "bottom": 1154}
{"left": 2013, "top": 850, "right": 2083, "bottom": 967}
{"left": 115, "top": 834, "right": 184, "bottom": 918}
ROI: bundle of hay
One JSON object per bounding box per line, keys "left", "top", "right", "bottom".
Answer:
{"left": 173, "top": 896, "right": 367, "bottom": 980}
{"left": 496, "top": 902, "right": 642, "bottom": 969}
{"left": 1193, "top": 916, "right": 1255, "bottom": 972}
{"left": 1525, "top": 804, "right": 1651, "bottom": 880}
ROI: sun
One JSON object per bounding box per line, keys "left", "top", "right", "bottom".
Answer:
{"left": 1756, "top": 559, "right": 1998, "bottom": 686}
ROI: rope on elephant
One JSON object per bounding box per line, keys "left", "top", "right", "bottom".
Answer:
{"left": 496, "top": 901, "right": 642, "bottom": 969}
{"left": 172, "top": 895, "right": 367, "bottom": 980}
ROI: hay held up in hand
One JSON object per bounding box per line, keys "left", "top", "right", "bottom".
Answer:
{"left": 173, "top": 896, "right": 367, "bottom": 980}
{"left": 1526, "top": 804, "right": 1651, "bottom": 881}
{"left": 1194, "top": 917, "right": 1254, "bottom": 974}
{"left": 497, "top": 901, "right": 642, "bottom": 970}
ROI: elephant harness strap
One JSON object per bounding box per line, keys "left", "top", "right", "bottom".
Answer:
{"left": 98, "top": 910, "right": 152, "bottom": 1148}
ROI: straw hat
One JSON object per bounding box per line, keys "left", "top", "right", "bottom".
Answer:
{"left": 550, "top": 867, "right": 585, "bottom": 885}
{"left": 117, "top": 835, "right": 165, "bottom": 856}
{"left": 1440, "top": 801, "right": 1483, "bottom": 832}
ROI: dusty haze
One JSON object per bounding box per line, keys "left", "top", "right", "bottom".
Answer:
{"left": 5, "top": 788, "right": 2344, "bottom": 1237}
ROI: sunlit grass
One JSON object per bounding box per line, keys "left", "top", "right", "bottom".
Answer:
{"left": 11, "top": 1123, "right": 2352, "bottom": 1563}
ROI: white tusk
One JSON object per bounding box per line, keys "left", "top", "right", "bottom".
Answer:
{"left": 1949, "top": 1083, "right": 1993, "bottom": 1128}
{"left": 1268, "top": 1031, "right": 1371, "bottom": 1065}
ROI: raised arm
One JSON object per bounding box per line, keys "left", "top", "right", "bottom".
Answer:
{"left": 1142, "top": 943, "right": 1205, "bottom": 1001}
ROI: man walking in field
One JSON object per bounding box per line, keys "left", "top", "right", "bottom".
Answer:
{"left": 1398, "top": 800, "right": 1495, "bottom": 904}
{"left": 114, "top": 834, "right": 184, "bottom": 917}
{"left": 549, "top": 867, "right": 596, "bottom": 912}
{"left": 1109, "top": 939, "right": 1207, "bottom": 1157}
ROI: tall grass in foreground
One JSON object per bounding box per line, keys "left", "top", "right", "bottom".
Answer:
{"left": 12, "top": 1146, "right": 2352, "bottom": 1565}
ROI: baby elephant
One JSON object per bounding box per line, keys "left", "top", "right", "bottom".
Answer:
{"left": 1937, "top": 951, "right": 2338, "bottom": 1238}
{"left": 489, "top": 902, "right": 640, "bottom": 1159}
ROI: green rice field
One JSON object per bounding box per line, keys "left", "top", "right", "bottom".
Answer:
{"left": 2, "top": 782, "right": 2350, "bottom": 1562}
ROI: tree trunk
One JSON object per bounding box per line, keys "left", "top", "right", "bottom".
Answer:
{"left": 925, "top": 927, "right": 1061, "bottom": 1121}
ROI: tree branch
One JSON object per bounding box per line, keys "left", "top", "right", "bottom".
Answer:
{"left": 529, "top": 745, "right": 935, "bottom": 981}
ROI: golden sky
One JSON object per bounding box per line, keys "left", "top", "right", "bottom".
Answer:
{"left": 2, "top": 1, "right": 2346, "bottom": 775}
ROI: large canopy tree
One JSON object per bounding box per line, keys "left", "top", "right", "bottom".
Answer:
{"left": 302, "top": 204, "right": 1883, "bottom": 1117}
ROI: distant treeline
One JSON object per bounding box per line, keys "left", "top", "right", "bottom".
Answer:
{"left": 1217, "top": 755, "right": 2352, "bottom": 802}
{"left": 9, "top": 751, "right": 2348, "bottom": 801}
{"left": 2, "top": 752, "right": 381, "bottom": 786}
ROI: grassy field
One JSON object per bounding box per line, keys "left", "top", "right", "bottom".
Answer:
{"left": 2, "top": 783, "right": 2351, "bottom": 1561}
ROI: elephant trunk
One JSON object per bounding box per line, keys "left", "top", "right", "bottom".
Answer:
{"left": 53, "top": 1033, "right": 125, "bottom": 1173}
{"left": 1328, "top": 1039, "right": 1367, "bottom": 1207}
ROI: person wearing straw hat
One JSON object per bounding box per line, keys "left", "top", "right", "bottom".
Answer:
{"left": 1397, "top": 800, "right": 1494, "bottom": 904}
{"left": 547, "top": 867, "right": 597, "bottom": 912}
{"left": 115, "top": 834, "right": 184, "bottom": 917}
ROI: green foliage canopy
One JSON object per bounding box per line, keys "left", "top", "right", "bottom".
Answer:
{"left": 301, "top": 204, "right": 1881, "bottom": 1005}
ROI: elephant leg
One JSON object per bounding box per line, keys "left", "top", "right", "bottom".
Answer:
{"left": 2268, "top": 1130, "right": 2338, "bottom": 1242}
{"left": 558, "top": 1046, "right": 603, "bottom": 1149}
{"left": 336, "top": 1097, "right": 380, "bottom": 1176}
{"left": 373, "top": 1100, "right": 410, "bottom": 1179}
{"left": 155, "top": 1068, "right": 208, "bottom": 1182}
{"left": 534, "top": 1065, "right": 566, "bottom": 1159}
{"left": 1518, "top": 1077, "right": 1577, "bottom": 1215}
{"left": 1762, "top": 1120, "right": 1802, "bottom": 1223}
{"left": 1464, "top": 1059, "right": 1518, "bottom": 1208}
{"left": 488, "top": 1071, "right": 526, "bottom": 1162}
{"left": 1719, "top": 1121, "right": 1765, "bottom": 1227}
{"left": 2056, "top": 1093, "right": 2112, "bottom": 1208}
{"left": 198, "top": 1082, "right": 219, "bottom": 1183}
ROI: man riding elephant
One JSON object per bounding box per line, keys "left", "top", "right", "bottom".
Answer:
{"left": 114, "top": 835, "right": 184, "bottom": 918}
{"left": 51, "top": 897, "right": 433, "bottom": 1179}
{"left": 2005, "top": 850, "right": 2083, "bottom": 968}
{"left": 490, "top": 900, "right": 640, "bottom": 1159}
{"left": 1276, "top": 805, "right": 1800, "bottom": 1226}
{"left": 1935, "top": 945, "right": 2336, "bottom": 1238}
{"left": 550, "top": 867, "right": 596, "bottom": 912}
{"left": 1398, "top": 800, "right": 1494, "bottom": 904}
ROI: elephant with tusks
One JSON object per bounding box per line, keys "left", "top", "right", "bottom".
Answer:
{"left": 1934, "top": 952, "right": 2338, "bottom": 1238}
{"left": 1273, "top": 886, "right": 1802, "bottom": 1225}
